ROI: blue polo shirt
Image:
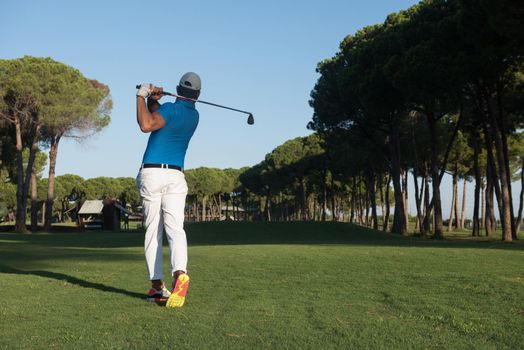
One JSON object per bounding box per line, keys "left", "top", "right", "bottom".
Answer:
{"left": 142, "top": 100, "right": 199, "bottom": 168}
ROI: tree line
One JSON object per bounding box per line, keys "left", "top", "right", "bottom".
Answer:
{"left": 1, "top": 128, "right": 521, "bottom": 239}
{"left": 308, "top": 0, "right": 523, "bottom": 241}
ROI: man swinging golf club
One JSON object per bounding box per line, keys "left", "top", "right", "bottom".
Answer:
{"left": 135, "top": 72, "right": 201, "bottom": 308}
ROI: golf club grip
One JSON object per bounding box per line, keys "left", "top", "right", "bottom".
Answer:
{"left": 136, "top": 84, "right": 165, "bottom": 91}
{"left": 135, "top": 85, "right": 174, "bottom": 96}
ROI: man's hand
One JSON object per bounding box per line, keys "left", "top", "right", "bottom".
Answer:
{"left": 150, "top": 86, "right": 164, "bottom": 101}
{"left": 137, "top": 83, "right": 153, "bottom": 98}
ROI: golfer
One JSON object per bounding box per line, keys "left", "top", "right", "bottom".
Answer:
{"left": 135, "top": 72, "right": 200, "bottom": 307}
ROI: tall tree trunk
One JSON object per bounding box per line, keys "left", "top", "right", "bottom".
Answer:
{"left": 453, "top": 175, "right": 460, "bottom": 230}
{"left": 490, "top": 189, "right": 496, "bottom": 234}
{"left": 448, "top": 172, "right": 458, "bottom": 232}
{"left": 379, "top": 174, "right": 385, "bottom": 228}
{"left": 413, "top": 172, "right": 424, "bottom": 235}
{"left": 265, "top": 189, "right": 271, "bottom": 222}
{"left": 427, "top": 114, "right": 444, "bottom": 239}
{"left": 422, "top": 170, "right": 431, "bottom": 234}
{"left": 368, "top": 172, "right": 378, "bottom": 230}
{"left": 497, "top": 84, "right": 517, "bottom": 240}
{"left": 41, "top": 201, "right": 46, "bottom": 225}
{"left": 212, "top": 196, "right": 217, "bottom": 220}
{"left": 234, "top": 196, "right": 239, "bottom": 221}
{"left": 483, "top": 122, "right": 505, "bottom": 238}
{"left": 195, "top": 195, "right": 199, "bottom": 222}
{"left": 485, "top": 94, "right": 512, "bottom": 241}
{"left": 218, "top": 195, "right": 224, "bottom": 220}
{"left": 350, "top": 177, "right": 356, "bottom": 224}
{"left": 202, "top": 196, "right": 206, "bottom": 222}
{"left": 321, "top": 170, "right": 327, "bottom": 222}
{"left": 242, "top": 193, "right": 248, "bottom": 221}
{"left": 480, "top": 182, "right": 485, "bottom": 229}
{"left": 515, "top": 159, "right": 523, "bottom": 235}
{"left": 460, "top": 180, "right": 467, "bottom": 230}
{"left": 45, "top": 135, "right": 61, "bottom": 231}
{"left": 422, "top": 168, "right": 433, "bottom": 236}
{"left": 225, "top": 195, "right": 230, "bottom": 221}
{"left": 389, "top": 132, "right": 406, "bottom": 235}
{"left": 358, "top": 179, "right": 363, "bottom": 225}
{"left": 210, "top": 195, "right": 216, "bottom": 220}
{"left": 402, "top": 169, "right": 409, "bottom": 231}
{"left": 30, "top": 162, "right": 38, "bottom": 232}
{"left": 15, "top": 120, "right": 39, "bottom": 233}
{"left": 492, "top": 133, "right": 513, "bottom": 241}
{"left": 300, "top": 178, "right": 308, "bottom": 220}
{"left": 383, "top": 175, "right": 391, "bottom": 232}
{"left": 411, "top": 119, "right": 423, "bottom": 234}
{"left": 23, "top": 128, "right": 39, "bottom": 231}
{"left": 218, "top": 197, "right": 222, "bottom": 220}
{"left": 472, "top": 136, "right": 481, "bottom": 237}
{"left": 364, "top": 180, "right": 370, "bottom": 227}
{"left": 218, "top": 194, "right": 222, "bottom": 221}
{"left": 331, "top": 176, "right": 336, "bottom": 221}
{"left": 14, "top": 117, "right": 27, "bottom": 233}
{"left": 485, "top": 167, "right": 494, "bottom": 237}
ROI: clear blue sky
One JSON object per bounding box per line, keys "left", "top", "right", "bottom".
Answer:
{"left": 1, "top": 0, "right": 420, "bottom": 177}
{"left": 1, "top": 0, "right": 520, "bottom": 218}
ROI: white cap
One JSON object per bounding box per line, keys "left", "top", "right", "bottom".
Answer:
{"left": 179, "top": 72, "right": 201, "bottom": 91}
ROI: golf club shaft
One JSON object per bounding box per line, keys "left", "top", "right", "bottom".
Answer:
{"left": 165, "top": 91, "right": 252, "bottom": 115}
{"left": 136, "top": 85, "right": 251, "bottom": 116}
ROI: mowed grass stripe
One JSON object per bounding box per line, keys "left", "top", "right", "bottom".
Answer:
{"left": 0, "top": 222, "right": 523, "bottom": 349}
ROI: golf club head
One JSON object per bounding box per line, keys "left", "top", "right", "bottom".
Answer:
{"left": 247, "top": 114, "right": 255, "bottom": 125}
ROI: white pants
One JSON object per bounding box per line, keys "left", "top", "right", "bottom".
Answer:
{"left": 136, "top": 168, "right": 188, "bottom": 281}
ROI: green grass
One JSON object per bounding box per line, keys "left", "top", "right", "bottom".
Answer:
{"left": 1, "top": 222, "right": 523, "bottom": 349}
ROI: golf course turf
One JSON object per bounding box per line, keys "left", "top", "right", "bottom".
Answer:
{"left": 1, "top": 222, "right": 523, "bottom": 349}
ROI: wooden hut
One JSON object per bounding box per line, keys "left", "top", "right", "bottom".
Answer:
{"left": 78, "top": 199, "right": 128, "bottom": 230}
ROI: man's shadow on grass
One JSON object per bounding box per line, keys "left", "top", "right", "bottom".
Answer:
{"left": 0, "top": 264, "right": 144, "bottom": 301}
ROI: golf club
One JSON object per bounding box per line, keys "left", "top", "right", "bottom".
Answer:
{"left": 136, "top": 85, "right": 254, "bottom": 125}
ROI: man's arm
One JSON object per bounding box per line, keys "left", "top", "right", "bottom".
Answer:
{"left": 136, "top": 85, "right": 166, "bottom": 133}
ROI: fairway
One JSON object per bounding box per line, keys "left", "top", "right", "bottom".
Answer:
{"left": 1, "top": 222, "right": 523, "bottom": 349}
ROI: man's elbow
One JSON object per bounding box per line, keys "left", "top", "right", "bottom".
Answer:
{"left": 139, "top": 124, "right": 152, "bottom": 133}
{"left": 137, "top": 114, "right": 163, "bottom": 133}
{"left": 138, "top": 120, "right": 155, "bottom": 133}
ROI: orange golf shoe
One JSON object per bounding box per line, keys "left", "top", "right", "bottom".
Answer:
{"left": 166, "top": 273, "right": 190, "bottom": 308}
